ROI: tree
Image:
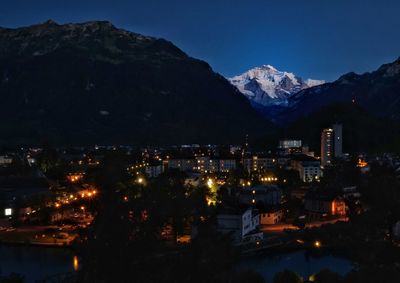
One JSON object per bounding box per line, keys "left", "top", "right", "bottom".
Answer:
{"left": 231, "top": 269, "right": 265, "bottom": 283}
{"left": 273, "top": 270, "right": 302, "bottom": 283}
{"left": 313, "top": 269, "right": 343, "bottom": 283}
{"left": 0, "top": 273, "right": 24, "bottom": 283}
{"left": 293, "top": 217, "right": 306, "bottom": 230}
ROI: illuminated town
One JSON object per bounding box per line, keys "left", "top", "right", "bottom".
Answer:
{"left": 2, "top": 123, "right": 400, "bottom": 282}
{"left": 2, "top": 1, "right": 400, "bottom": 282}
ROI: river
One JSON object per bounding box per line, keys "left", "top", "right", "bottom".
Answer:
{"left": 0, "top": 245, "right": 353, "bottom": 282}
{"left": 0, "top": 245, "right": 79, "bottom": 283}
{"left": 237, "top": 249, "right": 353, "bottom": 282}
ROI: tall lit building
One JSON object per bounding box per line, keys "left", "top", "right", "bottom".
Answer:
{"left": 321, "top": 128, "right": 333, "bottom": 167}
{"left": 332, "top": 123, "right": 343, "bottom": 158}
{"left": 321, "top": 124, "right": 343, "bottom": 167}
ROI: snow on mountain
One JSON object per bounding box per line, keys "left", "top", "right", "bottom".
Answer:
{"left": 229, "top": 65, "right": 325, "bottom": 107}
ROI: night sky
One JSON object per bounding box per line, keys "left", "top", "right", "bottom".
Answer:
{"left": 2, "top": 0, "right": 400, "bottom": 81}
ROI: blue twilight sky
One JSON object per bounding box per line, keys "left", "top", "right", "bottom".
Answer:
{"left": 1, "top": 0, "right": 400, "bottom": 81}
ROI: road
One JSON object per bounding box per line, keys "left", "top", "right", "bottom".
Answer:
{"left": 260, "top": 217, "right": 349, "bottom": 234}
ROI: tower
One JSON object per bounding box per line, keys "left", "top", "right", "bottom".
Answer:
{"left": 321, "top": 128, "right": 333, "bottom": 167}
{"left": 321, "top": 124, "right": 343, "bottom": 167}
{"left": 332, "top": 123, "right": 343, "bottom": 158}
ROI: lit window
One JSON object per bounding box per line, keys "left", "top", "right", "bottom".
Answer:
{"left": 5, "top": 208, "right": 12, "bottom": 216}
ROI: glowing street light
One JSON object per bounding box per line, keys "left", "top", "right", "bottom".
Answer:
{"left": 207, "top": 179, "right": 213, "bottom": 189}
{"left": 73, "top": 256, "right": 79, "bottom": 271}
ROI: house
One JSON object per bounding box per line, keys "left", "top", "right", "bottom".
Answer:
{"left": 342, "top": 186, "right": 361, "bottom": 199}
{"left": 239, "top": 185, "right": 282, "bottom": 207}
{"left": 0, "top": 155, "right": 13, "bottom": 166}
{"left": 167, "top": 158, "right": 197, "bottom": 172}
{"left": 167, "top": 155, "right": 237, "bottom": 174}
{"left": 260, "top": 208, "right": 284, "bottom": 225}
{"left": 184, "top": 172, "right": 202, "bottom": 187}
{"left": 392, "top": 221, "right": 400, "bottom": 240}
{"left": 195, "top": 156, "right": 210, "bottom": 173}
{"left": 216, "top": 208, "right": 260, "bottom": 242}
{"left": 0, "top": 176, "right": 51, "bottom": 218}
{"left": 243, "top": 155, "right": 278, "bottom": 172}
{"left": 215, "top": 158, "right": 237, "bottom": 172}
{"left": 145, "top": 163, "right": 164, "bottom": 178}
{"left": 290, "top": 155, "right": 321, "bottom": 183}
{"left": 304, "top": 191, "right": 346, "bottom": 220}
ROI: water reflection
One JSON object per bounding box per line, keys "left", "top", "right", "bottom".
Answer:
{"left": 238, "top": 250, "right": 353, "bottom": 282}
{"left": 73, "top": 255, "right": 79, "bottom": 271}
{"left": 0, "top": 245, "right": 77, "bottom": 283}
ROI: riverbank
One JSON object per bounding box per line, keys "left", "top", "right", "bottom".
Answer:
{"left": 237, "top": 248, "right": 354, "bottom": 282}
{"left": 0, "top": 226, "right": 78, "bottom": 247}
{"left": 0, "top": 244, "right": 80, "bottom": 283}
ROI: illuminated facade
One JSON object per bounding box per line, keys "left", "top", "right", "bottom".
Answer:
{"left": 332, "top": 123, "right": 343, "bottom": 158}
{"left": 304, "top": 192, "right": 347, "bottom": 220}
{"left": 291, "top": 155, "right": 321, "bottom": 183}
{"left": 279, "top": 139, "right": 302, "bottom": 149}
{"left": 243, "top": 155, "right": 285, "bottom": 172}
{"left": 216, "top": 208, "right": 260, "bottom": 241}
{"left": 321, "top": 128, "right": 333, "bottom": 167}
{"left": 168, "top": 157, "right": 236, "bottom": 173}
{"left": 321, "top": 124, "right": 343, "bottom": 167}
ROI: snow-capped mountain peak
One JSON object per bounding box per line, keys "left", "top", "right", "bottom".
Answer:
{"left": 229, "top": 65, "right": 325, "bottom": 107}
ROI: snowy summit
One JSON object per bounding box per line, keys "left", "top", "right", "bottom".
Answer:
{"left": 229, "top": 65, "right": 325, "bottom": 107}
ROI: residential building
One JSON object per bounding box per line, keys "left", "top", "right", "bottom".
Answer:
{"left": 321, "top": 124, "right": 343, "bottom": 167}
{"left": 291, "top": 155, "right": 321, "bottom": 182}
{"left": 333, "top": 123, "right": 343, "bottom": 158}
{"left": 0, "top": 176, "right": 51, "bottom": 218}
{"left": 216, "top": 208, "right": 260, "bottom": 241}
{"left": 217, "top": 159, "right": 237, "bottom": 172}
{"left": 195, "top": 156, "right": 210, "bottom": 173}
{"left": 279, "top": 139, "right": 302, "bottom": 149}
{"left": 392, "top": 221, "right": 400, "bottom": 240}
{"left": 167, "top": 158, "right": 196, "bottom": 172}
{"left": 260, "top": 208, "right": 284, "bottom": 225}
{"left": 321, "top": 128, "right": 334, "bottom": 167}
{"left": 167, "top": 156, "right": 236, "bottom": 173}
{"left": 0, "top": 156, "right": 13, "bottom": 166}
{"left": 244, "top": 155, "right": 279, "bottom": 172}
{"left": 304, "top": 191, "right": 347, "bottom": 220}
{"left": 278, "top": 140, "right": 304, "bottom": 155}
{"left": 145, "top": 163, "right": 164, "bottom": 178}
{"left": 239, "top": 184, "right": 282, "bottom": 207}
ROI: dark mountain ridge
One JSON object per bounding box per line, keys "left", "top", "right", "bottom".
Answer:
{"left": 0, "top": 20, "right": 270, "bottom": 145}
{"left": 278, "top": 57, "right": 400, "bottom": 124}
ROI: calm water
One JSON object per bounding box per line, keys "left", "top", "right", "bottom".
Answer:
{"left": 0, "top": 245, "right": 78, "bottom": 283}
{"left": 238, "top": 250, "right": 353, "bottom": 282}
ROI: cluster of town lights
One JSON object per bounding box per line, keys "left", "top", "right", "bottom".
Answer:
{"left": 261, "top": 177, "right": 278, "bottom": 182}
{"left": 129, "top": 162, "right": 150, "bottom": 170}
{"left": 67, "top": 174, "right": 84, "bottom": 183}
{"left": 54, "top": 189, "right": 97, "bottom": 208}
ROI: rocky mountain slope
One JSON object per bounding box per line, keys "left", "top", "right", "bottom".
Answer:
{"left": 229, "top": 65, "right": 324, "bottom": 107}
{"left": 278, "top": 57, "right": 400, "bottom": 124}
{"left": 0, "top": 20, "right": 270, "bottom": 145}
